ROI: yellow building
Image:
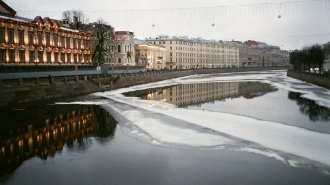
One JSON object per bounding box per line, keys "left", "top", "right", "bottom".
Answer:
{"left": 145, "top": 36, "right": 239, "bottom": 69}
{"left": 134, "top": 39, "right": 166, "bottom": 69}
{"left": 0, "top": 1, "right": 91, "bottom": 66}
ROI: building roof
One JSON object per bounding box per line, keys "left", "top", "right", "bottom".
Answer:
{"left": 0, "top": 0, "right": 16, "bottom": 17}
{"left": 134, "top": 39, "right": 165, "bottom": 49}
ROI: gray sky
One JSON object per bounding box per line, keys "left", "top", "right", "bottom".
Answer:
{"left": 6, "top": 0, "right": 330, "bottom": 50}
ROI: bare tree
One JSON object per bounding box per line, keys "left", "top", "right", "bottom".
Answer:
{"left": 90, "top": 19, "right": 118, "bottom": 65}
{"left": 62, "top": 10, "right": 89, "bottom": 29}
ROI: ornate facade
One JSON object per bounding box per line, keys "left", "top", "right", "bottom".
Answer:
{"left": 0, "top": 1, "right": 91, "bottom": 66}
{"left": 115, "top": 31, "right": 135, "bottom": 66}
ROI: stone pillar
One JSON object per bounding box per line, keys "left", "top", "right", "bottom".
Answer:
{"left": 104, "top": 74, "right": 107, "bottom": 78}
{"left": 88, "top": 75, "right": 92, "bottom": 80}
{"left": 35, "top": 78, "right": 39, "bottom": 85}
{"left": 96, "top": 74, "right": 99, "bottom": 79}
{"left": 84, "top": 76, "right": 87, "bottom": 81}
{"left": 75, "top": 76, "right": 79, "bottom": 82}
{"left": 63, "top": 77, "right": 67, "bottom": 83}
{"left": 110, "top": 81, "right": 113, "bottom": 86}
{"left": 123, "top": 73, "right": 126, "bottom": 77}
{"left": 98, "top": 82, "right": 101, "bottom": 87}
{"left": 18, "top": 78, "right": 22, "bottom": 85}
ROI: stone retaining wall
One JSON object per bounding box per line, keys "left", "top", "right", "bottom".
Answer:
{"left": 287, "top": 70, "right": 330, "bottom": 89}
{"left": 0, "top": 67, "right": 291, "bottom": 108}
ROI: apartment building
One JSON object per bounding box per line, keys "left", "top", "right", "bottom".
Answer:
{"left": 145, "top": 36, "right": 239, "bottom": 69}
{"left": 134, "top": 39, "right": 166, "bottom": 69}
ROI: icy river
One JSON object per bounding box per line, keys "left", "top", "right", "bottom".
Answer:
{"left": 1, "top": 70, "right": 330, "bottom": 185}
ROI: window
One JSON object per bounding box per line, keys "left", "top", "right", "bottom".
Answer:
{"left": 38, "top": 51, "right": 43, "bottom": 62}
{"left": 29, "top": 33, "right": 33, "bottom": 46}
{"left": 47, "top": 52, "right": 51, "bottom": 63}
{"left": 55, "top": 52, "right": 59, "bottom": 63}
{"left": 118, "top": 58, "right": 121, "bottom": 63}
{"left": 79, "top": 54, "right": 82, "bottom": 62}
{"left": 30, "top": 51, "right": 35, "bottom": 62}
{"left": 20, "top": 51, "right": 25, "bottom": 63}
{"left": 170, "top": 41, "right": 172, "bottom": 44}
{"left": 8, "top": 30, "right": 14, "bottom": 44}
{"left": 78, "top": 40, "right": 81, "bottom": 49}
{"left": 61, "top": 37, "right": 65, "bottom": 47}
{"left": 86, "top": 41, "right": 89, "bottom": 49}
{"left": 46, "top": 34, "right": 50, "bottom": 46}
{"left": 67, "top": 53, "right": 71, "bottom": 63}
{"left": 54, "top": 35, "right": 58, "bottom": 47}
{"left": 9, "top": 50, "right": 14, "bottom": 62}
{"left": 0, "top": 29, "right": 4, "bottom": 42}
{"left": 61, "top": 53, "right": 65, "bottom": 62}
{"left": 19, "top": 31, "right": 24, "bottom": 45}
{"left": 74, "top": 54, "right": 77, "bottom": 62}
{"left": 73, "top": 39, "right": 76, "bottom": 49}
{"left": 66, "top": 38, "right": 70, "bottom": 48}
{"left": 38, "top": 32, "right": 42, "bottom": 45}
{"left": 170, "top": 46, "right": 172, "bottom": 50}
{"left": 118, "top": 45, "right": 121, "bottom": 53}
{"left": 170, "top": 52, "right": 172, "bottom": 56}
{"left": 0, "top": 50, "right": 5, "bottom": 62}
{"left": 163, "top": 41, "right": 165, "bottom": 44}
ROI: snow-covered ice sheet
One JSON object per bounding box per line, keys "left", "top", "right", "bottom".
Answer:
{"left": 63, "top": 70, "right": 330, "bottom": 174}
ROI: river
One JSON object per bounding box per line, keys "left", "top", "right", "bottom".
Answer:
{"left": 1, "top": 70, "right": 330, "bottom": 185}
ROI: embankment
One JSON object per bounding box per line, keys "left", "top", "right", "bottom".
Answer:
{"left": 0, "top": 67, "right": 291, "bottom": 108}
{"left": 287, "top": 70, "right": 330, "bottom": 90}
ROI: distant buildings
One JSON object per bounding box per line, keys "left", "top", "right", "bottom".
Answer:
{"left": 145, "top": 36, "right": 239, "bottom": 69}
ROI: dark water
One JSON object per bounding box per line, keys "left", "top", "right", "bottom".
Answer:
{"left": 125, "top": 81, "right": 330, "bottom": 134}
{"left": 1, "top": 81, "right": 330, "bottom": 184}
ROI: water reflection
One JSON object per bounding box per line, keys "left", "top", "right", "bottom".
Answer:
{"left": 0, "top": 105, "right": 117, "bottom": 179}
{"left": 288, "top": 92, "right": 330, "bottom": 122}
{"left": 124, "top": 81, "right": 277, "bottom": 107}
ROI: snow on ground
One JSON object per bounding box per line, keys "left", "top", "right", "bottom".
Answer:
{"left": 61, "top": 70, "right": 330, "bottom": 173}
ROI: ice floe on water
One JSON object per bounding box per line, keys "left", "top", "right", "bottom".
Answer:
{"left": 71, "top": 70, "right": 330, "bottom": 174}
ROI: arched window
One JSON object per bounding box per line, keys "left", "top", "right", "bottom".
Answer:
{"left": 20, "top": 51, "right": 25, "bottom": 63}
{"left": 66, "top": 38, "right": 70, "bottom": 48}
{"left": 54, "top": 35, "right": 58, "bottom": 47}
{"left": 46, "top": 34, "right": 50, "bottom": 46}
{"left": 19, "top": 31, "right": 24, "bottom": 45}
{"left": 29, "top": 33, "right": 33, "bottom": 45}
{"left": 38, "top": 32, "right": 42, "bottom": 45}
{"left": 8, "top": 30, "right": 14, "bottom": 43}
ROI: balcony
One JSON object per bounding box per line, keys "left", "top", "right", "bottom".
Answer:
{"left": 157, "top": 56, "right": 163, "bottom": 60}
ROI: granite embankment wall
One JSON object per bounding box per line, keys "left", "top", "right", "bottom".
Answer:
{"left": 0, "top": 67, "right": 291, "bottom": 108}
{"left": 287, "top": 70, "right": 330, "bottom": 90}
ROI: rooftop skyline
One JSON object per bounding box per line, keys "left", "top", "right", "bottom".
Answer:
{"left": 5, "top": 0, "right": 330, "bottom": 50}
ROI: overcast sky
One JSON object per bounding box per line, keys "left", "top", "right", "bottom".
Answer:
{"left": 6, "top": 0, "right": 330, "bottom": 50}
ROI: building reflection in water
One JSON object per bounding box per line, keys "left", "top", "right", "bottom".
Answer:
{"left": 288, "top": 92, "right": 330, "bottom": 122}
{"left": 124, "top": 81, "right": 278, "bottom": 107}
{"left": 0, "top": 105, "right": 117, "bottom": 179}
